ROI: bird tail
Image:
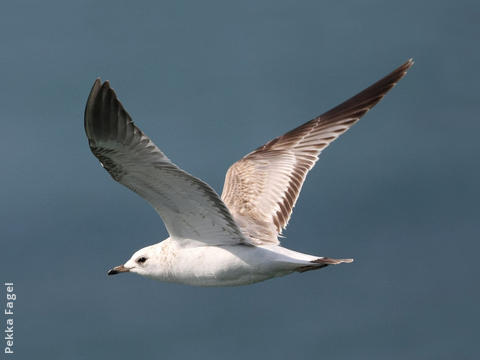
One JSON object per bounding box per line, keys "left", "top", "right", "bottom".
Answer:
{"left": 295, "top": 257, "right": 354, "bottom": 273}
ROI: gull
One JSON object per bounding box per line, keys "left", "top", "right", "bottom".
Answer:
{"left": 84, "top": 59, "right": 413, "bottom": 286}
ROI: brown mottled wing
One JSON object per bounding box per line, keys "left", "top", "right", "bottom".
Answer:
{"left": 85, "top": 80, "right": 247, "bottom": 246}
{"left": 221, "top": 60, "right": 413, "bottom": 245}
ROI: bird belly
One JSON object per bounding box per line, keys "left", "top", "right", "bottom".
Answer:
{"left": 156, "top": 244, "right": 302, "bottom": 287}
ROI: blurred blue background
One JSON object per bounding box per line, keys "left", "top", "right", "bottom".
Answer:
{"left": 0, "top": 0, "right": 479, "bottom": 359}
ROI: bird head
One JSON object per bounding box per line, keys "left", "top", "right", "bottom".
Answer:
{"left": 107, "top": 245, "right": 159, "bottom": 277}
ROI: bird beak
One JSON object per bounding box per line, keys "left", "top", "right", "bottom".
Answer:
{"left": 107, "top": 265, "right": 130, "bottom": 275}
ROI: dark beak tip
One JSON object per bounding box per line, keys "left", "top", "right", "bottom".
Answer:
{"left": 107, "top": 265, "right": 129, "bottom": 276}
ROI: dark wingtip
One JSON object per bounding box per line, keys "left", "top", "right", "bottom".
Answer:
{"left": 101, "top": 80, "right": 111, "bottom": 90}
{"left": 89, "top": 78, "right": 103, "bottom": 98}
{"left": 318, "top": 58, "right": 414, "bottom": 123}
{"left": 397, "top": 58, "right": 414, "bottom": 77}
{"left": 84, "top": 78, "right": 119, "bottom": 141}
{"left": 84, "top": 79, "right": 103, "bottom": 135}
{"left": 389, "top": 58, "right": 414, "bottom": 84}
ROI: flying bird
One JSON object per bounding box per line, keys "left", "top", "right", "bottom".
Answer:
{"left": 84, "top": 59, "right": 413, "bottom": 286}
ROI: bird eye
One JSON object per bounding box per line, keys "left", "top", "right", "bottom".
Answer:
{"left": 136, "top": 256, "right": 147, "bottom": 264}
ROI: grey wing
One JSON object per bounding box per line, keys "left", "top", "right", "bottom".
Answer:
{"left": 85, "top": 79, "right": 247, "bottom": 246}
{"left": 222, "top": 60, "right": 413, "bottom": 245}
